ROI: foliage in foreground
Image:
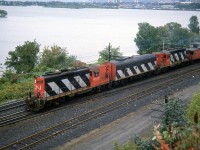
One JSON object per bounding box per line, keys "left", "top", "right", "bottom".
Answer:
{"left": 186, "top": 89, "right": 200, "bottom": 125}
{"left": 114, "top": 140, "right": 137, "bottom": 150}
{"left": 114, "top": 95, "right": 200, "bottom": 150}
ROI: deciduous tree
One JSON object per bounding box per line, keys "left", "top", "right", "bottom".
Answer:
{"left": 134, "top": 22, "right": 161, "bottom": 55}
{"left": 98, "top": 44, "right": 122, "bottom": 64}
{"left": 188, "top": 15, "right": 199, "bottom": 34}
{"left": 5, "top": 40, "right": 40, "bottom": 73}
{"left": 164, "top": 22, "right": 193, "bottom": 48}
{"left": 0, "top": 9, "right": 7, "bottom": 18}
{"left": 40, "top": 45, "right": 77, "bottom": 69}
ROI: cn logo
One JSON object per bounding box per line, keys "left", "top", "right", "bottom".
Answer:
{"left": 35, "top": 85, "right": 42, "bottom": 90}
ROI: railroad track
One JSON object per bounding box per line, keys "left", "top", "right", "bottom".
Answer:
{"left": 0, "top": 100, "right": 25, "bottom": 113}
{"left": 0, "top": 64, "right": 199, "bottom": 127}
{"left": 0, "top": 110, "right": 32, "bottom": 127}
{"left": 1, "top": 67, "right": 200, "bottom": 150}
{"left": 0, "top": 62, "right": 199, "bottom": 126}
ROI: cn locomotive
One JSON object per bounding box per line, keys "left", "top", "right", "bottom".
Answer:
{"left": 26, "top": 43, "right": 200, "bottom": 111}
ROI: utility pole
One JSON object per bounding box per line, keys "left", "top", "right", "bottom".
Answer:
{"left": 0, "top": 63, "right": 3, "bottom": 77}
{"left": 108, "top": 43, "right": 111, "bottom": 61}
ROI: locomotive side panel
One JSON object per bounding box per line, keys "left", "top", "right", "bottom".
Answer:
{"left": 44, "top": 68, "right": 90, "bottom": 100}
{"left": 111, "top": 54, "right": 156, "bottom": 81}
{"left": 169, "top": 49, "right": 188, "bottom": 66}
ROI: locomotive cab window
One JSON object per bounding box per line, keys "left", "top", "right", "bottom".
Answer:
{"left": 94, "top": 72, "right": 99, "bottom": 77}
{"left": 90, "top": 71, "right": 93, "bottom": 76}
{"left": 188, "top": 51, "right": 194, "bottom": 55}
{"left": 36, "top": 81, "right": 43, "bottom": 84}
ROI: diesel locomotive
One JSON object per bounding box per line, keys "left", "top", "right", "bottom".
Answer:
{"left": 26, "top": 43, "right": 200, "bottom": 111}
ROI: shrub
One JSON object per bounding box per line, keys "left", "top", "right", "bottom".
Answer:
{"left": 186, "top": 89, "right": 200, "bottom": 125}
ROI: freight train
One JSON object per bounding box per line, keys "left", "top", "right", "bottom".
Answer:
{"left": 26, "top": 43, "right": 200, "bottom": 111}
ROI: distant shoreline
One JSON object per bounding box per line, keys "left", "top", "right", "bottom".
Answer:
{"left": 0, "top": 1, "right": 200, "bottom": 11}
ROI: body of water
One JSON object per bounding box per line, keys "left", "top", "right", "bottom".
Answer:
{"left": 0, "top": 6, "right": 199, "bottom": 67}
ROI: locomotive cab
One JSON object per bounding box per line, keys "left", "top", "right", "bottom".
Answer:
{"left": 186, "top": 49, "right": 200, "bottom": 61}
{"left": 34, "top": 77, "right": 45, "bottom": 100}
{"left": 25, "top": 77, "right": 46, "bottom": 111}
{"left": 153, "top": 52, "right": 171, "bottom": 68}
{"left": 89, "top": 63, "right": 112, "bottom": 88}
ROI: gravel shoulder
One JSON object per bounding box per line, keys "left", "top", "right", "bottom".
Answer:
{"left": 57, "top": 79, "right": 200, "bottom": 150}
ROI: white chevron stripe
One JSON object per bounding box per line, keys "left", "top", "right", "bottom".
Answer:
{"left": 170, "top": 55, "right": 175, "bottom": 63}
{"left": 117, "top": 70, "right": 126, "bottom": 78}
{"left": 180, "top": 52, "right": 184, "bottom": 60}
{"left": 148, "top": 62, "right": 154, "bottom": 70}
{"left": 48, "top": 82, "right": 63, "bottom": 94}
{"left": 44, "top": 91, "right": 50, "bottom": 97}
{"left": 61, "top": 78, "right": 76, "bottom": 91}
{"left": 175, "top": 53, "right": 179, "bottom": 61}
{"left": 74, "top": 76, "right": 87, "bottom": 87}
{"left": 133, "top": 66, "right": 141, "bottom": 74}
{"left": 126, "top": 68, "right": 133, "bottom": 76}
{"left": 85, "top": 73, "right": 90, "bottom": 79}
{"left": 115, "top": 76, "right": 119, "bottom": 81}
{"left": 141, "top": 64, "right": 148, "bottom": 72}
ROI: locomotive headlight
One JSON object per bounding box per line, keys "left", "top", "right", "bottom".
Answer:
{"left": 35, "top": 79, "right": 36, "bottom": 84}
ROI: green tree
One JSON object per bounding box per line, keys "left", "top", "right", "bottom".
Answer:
{"left": 98, "top": 44, "right": 122, "bottom": 64}
{"left": 40, "top": 45, "right": 77, "bottom": 69}
{"left": 161, "top": 98, "right": 186, "bottom": 128}
{"left": 0, "top": 9, "right": 7, "bottom": 18}
{"left": 5, "top": 40, "right": 40, "bottom": 73}
{"left": 188, "top": 16, "right": 200, "bottom": 34}
{"left": 134, "top": 23, "right": 161, "bottom": 55}
{"left": 164, "top": 22, "right": 194, "bottom": 48}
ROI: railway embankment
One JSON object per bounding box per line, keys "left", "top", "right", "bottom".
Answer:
{"left": 0, "top": 62, "right": 200, "bottom": 149}
{"left": 56, "top": 73, "right": 200, "bottom": 150}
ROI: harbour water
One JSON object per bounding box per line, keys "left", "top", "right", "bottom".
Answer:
{"left": 0, "top": 6, "right": 199, "bottom": 66}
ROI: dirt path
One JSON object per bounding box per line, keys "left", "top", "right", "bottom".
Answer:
{"left": 56, "top": 83, "right": 200, "bottom": 150}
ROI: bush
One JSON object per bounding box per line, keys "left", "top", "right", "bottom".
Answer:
{"left": 114, "top": 140, "right": 137, "bottom": 150}
{"left": 0, "top": 81, "right": 33, "bottom": 103}
{"left": 0, "top": 70, "right": 34, "bottom": 103}
{"left": 186, "top": 89, "right": 200, "bottom": 125}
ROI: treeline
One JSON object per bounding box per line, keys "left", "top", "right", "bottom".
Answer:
{"left": 0, "top": 1, "right": 119, "bottom": 9}
{"left": 0, "top": 41, "right": 122, "bottom": 103}
{"left": 134, "top": 16, "right": 200, "bottom": 55}
{"left": 175, "top": 3, "right": 200, "bottom": 10}
{"left": 4, "top": 41, "right": 85, "bottom": 74}
{"left": 0, "top": 41, "right": 85, "bottom": 102}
